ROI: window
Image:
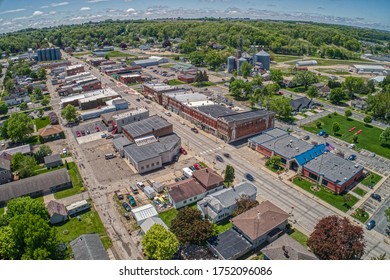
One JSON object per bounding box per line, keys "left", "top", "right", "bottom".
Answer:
{"left": 156, "top": 161, "right": 159, "bottom": 165}
{"left": 141, "top": 166, "right": 144, "bottom": 170}
{"left": 183, "top": 200, "right": 187, "bottom": 203}
{"left": 189, "top": 199, "right": 192, "bottom": 202}
{"left": 151, "top": 163, "right": 154, "bottom": 167}
{"left": 194, "top": 196, "right": 197, "bottom": 199}
{"left": 146, "top": 164, "right": 149, "bottom": 168}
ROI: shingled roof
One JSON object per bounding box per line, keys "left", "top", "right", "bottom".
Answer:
{"left": 39, "top": 124, "right": 63, "bottom": 137}
{"left": 192, "top": 168, "right": 223, "bottom": 190}
{"left": 70, "top": 234, "right": 109, "bottom": 260}
{"left": 47, "top": 200, "right": 67, "bottom": 217}
{"left": 168, "top": 178, "right": 206, "bottom": 203}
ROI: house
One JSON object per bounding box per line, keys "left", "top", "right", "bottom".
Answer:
{"left": 290, "top": 96, "right": 312, "bottom": 113}
{"left": 0, "top": 157, "right": 12, "bottom": 185}
{"left": 197, "top": 181, "right": 257, "bottom": 223}
{"left": 48, "top": 112, "right": 59, "bottom": 124}
{"left": 70, "top": 234, "right": 109, "bottom": 260}
{"left": 168, "top": 178, "right": 206, "bottom": 209}
{"left": 39, "top": 125, "right": 64, "bottom": 142}
{"left": 139, "top": 217, "right": 168, "bottom": 234}
{"left": 44, "top": 154, "right": 63, "bottom": 169}
{"left": 0, "top": 168, "right": 72, "bottom": 205}
{"left": 47, "top": 200, "right": 68, "bottom": 225}
{"left": 261, "top": 234, "right": 318, "bottom": 260}
{"left": 131, "top": 204, "right": 158, "bottom": 225}
{"left": 192, "top": 168, "right": 224, "bottom": 194}
{"left": 66, "top": 200, "right": 90, "bottom": 216}
{"left": 351, "top": 99, "right": 367, "bottom": 110}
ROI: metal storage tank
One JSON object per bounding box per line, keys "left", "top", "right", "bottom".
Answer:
{"left": 55, "top": 47, "right": 61, "bottom": 60}
{"left": 237, "top": 57, "right": 247, "bottom": 75}
{"left": 50, "top": 48, "right": 56, "bottom": 61}
{"left": 227, "top": 56, "right": 236, "bottom": 73}
{"left": 255, "top": 50, "right": 270, "bottom": 70}
{"left": 46, "top": 48, "right": 52, "bottom": 61}
{"left": 37, "top": 49, "right": 43, "bottom": 62}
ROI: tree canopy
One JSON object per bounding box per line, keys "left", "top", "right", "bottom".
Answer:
{"left": 224, "top": 165, "right": 235, "bottom": 187}
{"left": 5, "top": 197, "right": 48, "bottom": 221}
{"left": 142, "top": 224, "right": 179, "bottom": 260}
{"left": 293, "top": 71, "right": 318, "bottom": 90}
{"left": 1, "top": 113, "right": 34, "bottom": 143}
{"left": 11, "top": 153, "right": 37, "bottom": 178}
{"left": 232, "top": 195, "right": 259, "bottom": 217}
{"left": 61, "top": 104, "right": 77, "bottom": 123}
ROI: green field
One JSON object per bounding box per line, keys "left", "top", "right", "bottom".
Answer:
{"left": 159, "top": 208, "right": 178, "bottom": 228}
{"left": 160, "top": 63, "right": 175, "bottom": 68}
{"left": 34, "top": 116, "right": 51, "bottom": 130}
{"left": 54, "top": 207, "right": 111, "bottom": 249}
{"left": 353, "top": 187, "right": 367, "bottom": 197}
{"left": 290, "top": 228, "right": 309, "bottom": 246}
{"left": 361, "top": 172, "right": 382, "bottom": 187}
{"left": 314, "top": 68, "right": 351, "bottom": 75}
{"left": 54, "top": 162, "right": 84, "bottom": 199}
{"left": 73, "top": 51, "right": 91, "bottom": 57}
{"left": 302, "top": 113, "right": 389, "bottom": 159}
{"left": 292, "top": 176, "right": 358, "bottom": 212}
{"left": 191, "top": 81, "right": 215, "bottom": 87}
{"left": 106, "top": 50, "right": 134, "bottom": 58}
{"left": 351, "top": 208, "right": 369, "bottom": 223}
{"left": 33, "top": 164, "right": 65, "bottom": 176}
{"left": 272, "top": 54, "right": 302, "bottom": 63}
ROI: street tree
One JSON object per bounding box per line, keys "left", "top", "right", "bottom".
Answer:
{"left": 308, "top": 216, "right": 365, "bottom": 260}
{"left": 363, "top": 116, "right": 372, "bottom": 124}
{"left": 379, "top": 127, "right": 390, "bottom": 145}
{"left": 2, "top": 113, "right": 34, "bottom": 143}
{"left": 61, "top": 104, "right": 77, "bottom": 123}
{"left": 306, "top": 85, "right": 319, "bottom": 101}
{"left": 37, "top": 108, "right": 44, "bottom": 118}
{"left": 332, "top": 122, "right": 341, "bottom": 135}
{"left": 329, "top": 88, "right": 345, "bottom": 104}
{"left": 37, "top": 68, "right": 46, "bottom": 80}
{"left": 142, "top": 224, "right": 179, "bottom": 260}
{"left": 293, "top": 70, "right": 318, "bottom": 90}
{"left": 266, "top": 155, "right": 282, "bottom": 170}
{"left": 38, "top": 144, "right": 52, "bottom": 158}
{"left": 270, "top": 69, "right": 283, "bottom": 85}
{"left": 345, "top": 109, "right": 352, "bottom": 118}
{"left": 33, "top": 87, "right": 43, "bottom": 100}
{"left": 171, "top": 207, "right": 214, "bottom": 245}
{"left": 0, "top": 102, "right": 8, "bottom": 115}
{"left": 19, "top": 102, "right": 28, "bottom": 111}
{"left": 343, "top": 77, "right": 365, "bottom": 99}
{"left": 240, "top": 61, "right": 252, "bottom": 78}
{"left": 5, "top": 197, "right": 48, "bottom": 221}
{"left": 224, "top": 165, "right": 235, "bottom": 187}
{"left": 41, "top": 97, "right": 50, "bottom": 106}
{"left": 232, "top": 195, "right": 259, "bottom": 217}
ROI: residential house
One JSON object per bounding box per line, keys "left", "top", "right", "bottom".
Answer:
{"left": 351, "top": 99, "right": 367, "bottom": 111}
{"left": 47, "top": 200, "right": 68, "bottom": 225}
{"left": 0, "top": 144, "right": 32, "bottom": 156}
{"left": 0, "top": 158, "right": 12, "bottom": 185}
{"left": 192, "top": 168, "right": 224, "bottom": 195}
{"left": 290, "top": 96, "right": 312, "bottom": 113}
{"left": 44, "top": 154, "right": 63, "bottom": 169}
{"left": 70, "top": 234, "right": 109, "bottom": 260}
{"left": 39, "top": 125, "right": 64, "bottom": 142}
{"left": 197, "top": 181, "right": 257, "bottom": 223}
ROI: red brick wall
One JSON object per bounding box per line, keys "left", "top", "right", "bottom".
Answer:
{"left": 66, "top": 66, "right": 85, "bottom": 76}
{"left": 81, "top": 81, "right": 102, "bottom": 92}
{"left": 256, "top": 146, "right": 272, "bottom": 157}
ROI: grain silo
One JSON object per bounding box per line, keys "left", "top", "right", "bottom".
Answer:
{"left": 227, "top": 56, "right": 236, "bottom": 73}
{"left": 255, "top": 50, "right": 270, "bottom": 70}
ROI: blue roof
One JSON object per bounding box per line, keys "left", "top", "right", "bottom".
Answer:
{"left": 295, "top": 144, "right": 326, "bottom": 166}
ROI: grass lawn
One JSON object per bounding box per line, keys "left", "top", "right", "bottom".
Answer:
{"left": 33, "top": 164, "right": 65, "bottom": 176}
{"left": 289, "top": 228, "right": 309, "bottom": 246}
{"left": 361, "top": 172, "right": 382, "bottom": 187}
{"left": 34, "top": 116, "right": 51, "bottom": 130}
{"left": 353, "top": 187, "right": 367, "bottom": 197}
{"left": 168, "top": 79, "right": 185, "bottom": 86}
{"left": 351, "top": 208, "right": 369, "bottom": 223}
{"left": 159, "top": 208, "right": 178, "bottom": 228}
{"left": 272, "top": 54, "right": 302, "bottom": 63}
{"left": 250, "top": 253, "right": 265, "bottom": 260}
{"left": 302, "top": 113, "right": 389, "bottom": 159}
{"left": 73, "top": 51, "right": 91, "bottom": 57}
{"left": 290, "top": 86, "right": 307, "bottom": 93}
{"left": 214, "top": 220, "right": 233, "bottom": 234}
{"left": 160, "top": 63, "right": 174, "bottom": 68}
{"left": 54, "top": 162, "right": 84, "bottom": 199}
{"left": 292, "top": 176, "right": 358, "bottom": 212}
{"left": 54, "top": 207, "right": 112, "bottom": 249}
{"left": 266, "top": 164, "right": 284, "bottom": 173}
{"left": 314, "top": 68, "right": 351, "bottom": 75}
{"left": 0, "top": 207, "right": 4, "bottom": 216}
{"left": 106, "top": 50, "right": 134, "bottom": 58}
{"left": 191, "top": 81, "right": 215, "bottom": 87}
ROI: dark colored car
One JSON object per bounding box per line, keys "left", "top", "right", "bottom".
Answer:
{"left": 128, "top": 195, "right": 137, "bottom": 207}
{"left": 348, "top": 154, "right": 357, "bottom": 161}
{"left": 175, "top": 177, "right": 182, "bottom": 182}
{"left": 303, "top": 135, "right": 310, "bottom": 140}
{"left": 122, "top": 202, "right": 131, "bottom": 212}
{"left": 223, "top": 153, "right": 230, "bottom": 158}
{"left": 124, "top": 212, "right": 130, "bottom": 220}
{"left": 189, "top": 166, "right": 196, "bottom": 171}
{"left": 244, "top": 173, "right": 254, "bottom": 181}
{"left": 215, "top": 155, "right": 224, "bottom": 162}
{"left": 366, "top": 220, "right": 376, "bottom": 230}
{"left": 95, "top": 126, "right": 100, "bottom": 132}
{"left": 371, "top": 193, "right": 381, "bottom": 202}
{"left": 81, "top": 130, "right": 86, "bottom": 136}
{"left": 191, "top": 127, "right": 199, "bottom": 133}
{"left": 180, "top": 147, "right": 187, "bottom": 155}
{"left": 318, "top": 130, "right": 326, "bottom": 136}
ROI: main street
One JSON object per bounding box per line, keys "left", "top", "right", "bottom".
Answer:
{"left": 64, "top": 53, "right": 390, "bottom": 259}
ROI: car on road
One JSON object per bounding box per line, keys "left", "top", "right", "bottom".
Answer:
{"left": 191, "top": 127, "right": 199, "bottom": 133}
{"left": 323, "top": 133, "right": 329, "bottom": 138}
{"left": 122, "top": 202, "right": 131, "bottom": 212}
{"left": 124, "top": 212, "right": 130, "bottom": 220}
{"left": 215, "top": 155, "right": 224, "bottom": 162}
{"left": 128, "top": 195, "right": 137, "bottom": 207}
{"left": 318, "top": 130, "right": 326, "bottom": 137}
{"left": 348, "top": 154, "right": 357, "bottom": 161}
{"left": 303, "top": 135, "right": 310, "bottom": 140}
{"left": 180, "top": 147, "right": 187, "bottom": 155}
{"left": 136, "top": 98, "right": 141, "bottom": 101}
{"left": 175, "top": 177, "right": 182, "bottom": 182}
{"left": 76, "top": 131, "right": 81, "bottom": 137}
{"left": 86, "top": 129, "right": 90, "bottom": 134}
{"left": 371, "top": 193, "right": 382, "bottom": 202}
{"left": 244, "top": 173, "right": 254, "bottom": 181}
{"left": 366, "top": 220, "right": 376, "bottom": 230}
{"left": 106, "top": 135, "right": 113, "bottom": 139}
{"left": 223, "top": 153, "right": 230, "bottom": 158}
{"left": 62, "top": 148, "right": 68, "bottom": 156}
{"left": 165, "top": 111, "right": 172, "bottom": 117}
{"left": 189, "top": 166, "right": 196, "bottom": 171}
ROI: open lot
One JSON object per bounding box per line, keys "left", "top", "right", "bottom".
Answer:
{"left": 302, "top": 113, "right": 390, "bottom": 159}
{"left": 71, "top": 120, "right": 107, "bottom": 139}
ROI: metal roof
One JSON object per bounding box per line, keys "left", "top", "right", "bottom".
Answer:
{"left": 139, "top": 217, "right": 168, "bottom": 233}
{"left": 295, "top": 144, "right": 326, "bottom": 166}
{"left": 0, "top": 144, "right": 32, "bottom": 156}
{"left": 44, "top": 154, "right": 62, "bottom": 164}
{"left": 256, "top": 50, "right": 270, "bottom": 56}
{"left": 131, "top": 204, "right": 158, "bottom": 224}
{"left": 122, "top": 115, "right": 172, "bottom": 139}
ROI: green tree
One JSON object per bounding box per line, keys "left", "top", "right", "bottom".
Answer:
{"left": 41, "top": 97, "right": 50, "bottom": 106}
{"left": 363, "top": 116, "right": 372, "bottom": 124}
{"left": 293, "top": 71, "right": 318, "bottom": 90}
{"left": 270, "top": 69, "right": 283, "bottom": 85}
{"left": 3, "top": 113, "right": 34, "bottom": 143}
{"left": 266, "top": 97, "right": 292, "bottom": 119}
{"left": 266, "top": 155, "right": 282, "bottom": 170}
{"left": 61, "top": 104, "right": 77, "bottom": 123}
{"left": 11, "top": 153, "right": 37, "bottom": 178}
{"left": 189, "top": 51, "right": 205, "bottom": 66}
{"left": 0, "top": 102, "right": 8, "bottom": 115}
{"left": 316, "top": 121, "right": 322, "bottom": 128}
{"left": 306, "top": 85, "right": 319, "bottom": 101}
{"left": 19, "top": 102, "right": 28, "bottom": 111}
{"left": 379, "top": 127, "right": 390, "bottom": 145}
{"left": 240, "top": 61, "right": 252, "bottom": 78}
{"left": 171, "top": 207, "right": 214, "bottom": 245}
{"left": 0, "top": 226, "right": 18, "bottom": 260}
{"left": 345, "top": 109, "right": 352, "bottom": 118}
{"left": 332, "top": 122, "right": 341, "bottom": 135}
{"left": 232, "top": 195, "right": 259, "bottom": 217}
{"left": 266, "top": 83, "right": 280, "bottom": 95}
{"left": 229, "top": 79, "right": 245, "bottom": 98}
{"left": 4, "top": 79, "right": 15, "bottom": 92}
{"left": 353, "top": 135, "right": 358, "bottom": 143}
{"left": 329, "top": 88, "right": 345, "bottom": 104}
{"left": 205, "top": 50, "right": 225, "bottom": 70}
{"left": 5, "top": 197, "right": 48, "bottom": 221}
{"left": 37, "top": 108, "right": 44, "bottom": 118}
{"left": 251, "top": 75, "right": 263, "bottom": 87}
{"left": 33, "top": 87, "right": 43, "bottom": 100}
{"left": 142, "top": 224, "right": 179, "bottom": 260}
{"left": 224, "top": 165, "right": 235, "bottom": 187}
{"left": 37, "top": 68, "right": 46, "bottom": 80}
{"left": 343, "top": 77, "right": 365, "bottom": 99}
{"left": 38, "top": 144, "right": 52, "bottom": 158}
{"left": 385, "top": 207, "right": 390, "bottom": 223}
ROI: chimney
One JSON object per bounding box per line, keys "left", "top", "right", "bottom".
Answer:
{"left": 257, "top": 211, "right": 261, "bottom": 220}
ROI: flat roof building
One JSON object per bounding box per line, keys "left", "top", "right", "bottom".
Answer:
{"left": 122, "top": 115, "right": 172, "bottom": 141}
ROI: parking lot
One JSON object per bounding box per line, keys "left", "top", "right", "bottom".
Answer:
{"left": 71, "top": 120, "right": 108, "bottom": 141}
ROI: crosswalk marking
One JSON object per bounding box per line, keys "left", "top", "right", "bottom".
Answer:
{"left": 199, "top": 146, "right": 224, "bottom": 155}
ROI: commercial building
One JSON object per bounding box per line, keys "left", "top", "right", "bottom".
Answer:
{"left": 131, "top": 56, "right": 168, "bottom": 68}
{"left": 295, "top": 60, "right": 318, "bottom": 67}
{"left": 142, "top": 83, "right": 180, "bottom": 104}
{"left": 109, "top": 108, "right": 149, "bottom": 133}
{"left": 352, "top": 64, "right": 386, "bottom": 75}
{"left": 39, "top": 125, "right": 64, "bottom": 142}
{"left": 118, "top": 74, "right": 143, "bottom": 84}
{"left": 65, "top": 64, "right": 85, "bottom": 76}
{"left": 122, "top": 115, "right": 172, "bottom": 141}
{"left": 60, "top": 88, "right": 120, "bottom": 109}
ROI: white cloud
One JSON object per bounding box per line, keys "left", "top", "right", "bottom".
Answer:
{"left": 51, "top": 2, "right": 69, "bottom": 7}
{"left": 124, "top": 0, "right": 134, "bottom": 2}
{"left": 126, "top": 8, "right": 136, "bottom": 13}
{"left": 40, "top": 5, "right": 49, "bottom": 9}
{"left": 80, "top": 7, "right": 91, "bottom": 11}
{"left": 33, "top": 11, "right": 44, "bottom": 16}
{"left": 86, "top": 0, "right": 108, "bottom": 3}
{"left": 0, "top": 8, "right": 25, "bottom": 15}
{"left": 49, "top": 11, "right": 57, "bottom": 15}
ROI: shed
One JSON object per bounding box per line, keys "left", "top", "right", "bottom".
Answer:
{"left": 131, "top": 204, "right": 158, "bottom": 224}
{"left": 144, "top": 186, "right": 156, "bottom": 199}
{"left": 44, "top": 154, "right": 63, "bottom": 169}
{"left": 139, "top": 216, "right": 168, "bottom": 234}
{"left": 152, "top": 181, "right": 165, "bottom": 193}
{"left": 47, "top": 200, "right": 68, "bottom": 225}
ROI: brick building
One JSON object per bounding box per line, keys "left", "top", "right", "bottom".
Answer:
{"left": 122, "top": 115, "right": 173, "bottom": 141}
{"left": 66, "top": 64, "right": 85, "bottom": 76}
{"left": 142, "top": 83, "right": 178, "bottom": 105}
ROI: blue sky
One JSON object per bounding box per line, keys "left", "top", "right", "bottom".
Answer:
{"left": 0, "top": 0, "right": 389, "bottom": 33}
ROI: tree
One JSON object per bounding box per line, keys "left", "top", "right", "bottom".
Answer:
{"left": 308, "top": 216, "right": 365, "bottom": 260}
{"left": 379, "top": 127, "right": 390, "bottom": 145}
{"left": 345, "top": 109, "right": 352, "bottom": 118}
{"left": 3, "top": 113, "right": 34, "bottom": 143}
{"left": 41, "top": 97, "right": 50, "bottom": 106}
{"left": 11, "top": 153, "right": 37, "bottom": 178}
{"left": 142, "top": 224, "right": 179, "bottom": 260}
{"left": 363, "top": 116, "right": 372, "bottom": 124}
{"left": 38, "top": 144, "right": 52, "bottom": 158}
{"left": 306, "top": 85, "right": 319, "bottom": 101}
{"left": 329, "top": 88, "right": 345, "bottom": 104}
{"left": 37, "top": 108, "right": 44, "bottom": 118}
{"left": 224, "top": 165, "right": 235, "bottom": 187}
{"left": 189, "top": 51, "right": 205, "bottom": 66}
{"left": 33, "top": 87, "right": 43, "bottom": 100}
{"left": 332, "top": 122, "right": 340, "bottom": 135}
{"left": 5, "top": 197, "right": 48, "bottom": 221}
{"left": 316, "top": 121, "right": 322, "bottom": 128}
{"left": 171, "top": 207, "right": 214, "bottom": 245}
{"left": 385, "top": 207, "right": 390, "bottom": 222}
{"left": 19, "top": 102, "right": 28, "bottom": 111}
{"left": 0, "top": 102, "right": 8, "bottom": 115}
{"left": 37, "top": 68, "right": 46, "bottom": 80}
{"left": 353, "top": 135, "right": 358, "bottom": 143}
{"left": 293, "top": 70, "right": 318, "bottom": 90}
{"left": 232, "top": 195, "right": 259, "bottom": 217}
{"left": 270, "top": 69, "right": 283, "bottom": 85}
{"left": 61, "top": 104, "right": 77, "bottom": 123}
{"left": 266, "top": 97, "right": 292, "bottom": 119}
{"left": 0, "top": 226, "right": 18, "bottom": 260}
{"left": 252, "top": 75, "right": 263, "bottom": 87}
{"left": 343, "top": 77, "right": 365, "bottom": 99}
{"left": 266, "top": 83, "right": 280, "bottom": 95}
{"left": 266, "top": 155, "right": 282, "bottom": 170}
{"left": 240, "top": 61, "right": 252, "bottom": 78}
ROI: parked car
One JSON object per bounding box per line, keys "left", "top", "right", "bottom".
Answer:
{"left": 244, "top": 173, "right": 254, "bottom": 181}
{"left": 189, "top": 166, "right": 196, "bottom": 171}
{"left": 115, "top": 190, "right": 124, "bottom": 200}
{"left": 76, "top": 131, "right": 81, "bottom": 137}
{"left": 136, "top": 98, "right": 141, "bottom": 101}
{"left": 95, "top": 126, "right": 100, "bottom": 132}
{"left": 223, "top": 153, "right": 230, "bottom": 158}
{"left": 191, "top": 127, "right": 199, "bottom": 133}
{"left": 122, "top": 202, "right": 131, "bottom": 212}
{"left": 303, "top": 135, "right": 310, "bottom": 140}
{"left": 86, "top": 129, "right": 90, "bottom": 134}
{"left": 128, "top": 195, "right": 137, "bottom": 207}
{"left": 371, "top": 193, "right": 381, "bottom": 202}
{"left": 348, "top": 154, "right": 357, "bottom": 161}
{"left": 165, "top": 111, "right": 172, "bottom": 117}
{"left": 101, "top": 133, "right": 107, "bottom": 138}
{"left": 215, "top": 155, "right": 224, "bottom": 162}
{"left": 180, "top": 147, "right": 187, "bottom": 155}
{"left": 323, "top": 133, "right": 329, "bottom": 138}
{"left": 62, "top": 148, "right": 68, "bottom": 156}
{"left": 81, "top": 130, "right": 86, "bottom": 136}
{"left": 366, "top": 220, "right": 376, "bottom": 230}
{"left": 318, "top": 130, "right": 326, "bottom": 136}
{"left": 124, "top": 212, "right": 130, "bottom": 220}
{"left": 106, "top": 135, "right": 113, "bottom": 139}
{"left": 105, "top": 153, "right": 116, "bottom": 160}
{"left": 175, "top": 177, "right": 182, "bottom": 182}
{"left": 193, "top": 163, "right": 201, "bottom": 170}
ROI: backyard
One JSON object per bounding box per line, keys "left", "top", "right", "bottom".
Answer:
{"left": 159, "top": 208, "right": 177, "bottom": 228}
{"left": 54, "top": 162, "right": 84, "bottom": 199}
{"left": 302, "top": 113, "right": 389, "bottom": 159}
{"left": 292, "top": 176, "right": 359, "bottom": 212}
{"left": 34, "top": 116, "right": 51, "bottom": 130}
{"left": 213, "top": 220, "right": 233, "bottom": 234}
{"left": 289, "top": 228, "right": 309, "bottom": 246}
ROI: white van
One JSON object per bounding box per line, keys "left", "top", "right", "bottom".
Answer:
{"left": 182, "top": 167, "right": 193, "bottom": 178}
{"left": 105, "top": 153, "right": 116, "bottom": 160}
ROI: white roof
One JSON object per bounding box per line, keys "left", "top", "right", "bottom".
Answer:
{"left": 186, "top": 100, "right": 215, "bottom": 107}
{"left": 66, "top": 200, "right": 89, "bottom": 211}
{"left": 369, "top": 76, "right": 385, "bottom": 83}
{"left": 60, "top": 87, "right": 118, "bottom": 104}
{"left": 66, "top": 64, "right": 84, "bottom": 71}
{"left": 131, "top": 204, "right": 158, "bottom": 224}
{"left": 353, "top": 64, "right": 385, "bottom": 70}
{"left": 140, "top": 217, "right": 168, "bottom": 233}
{"left": 112, "top": 108, "right": 148, "bottom": 120}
